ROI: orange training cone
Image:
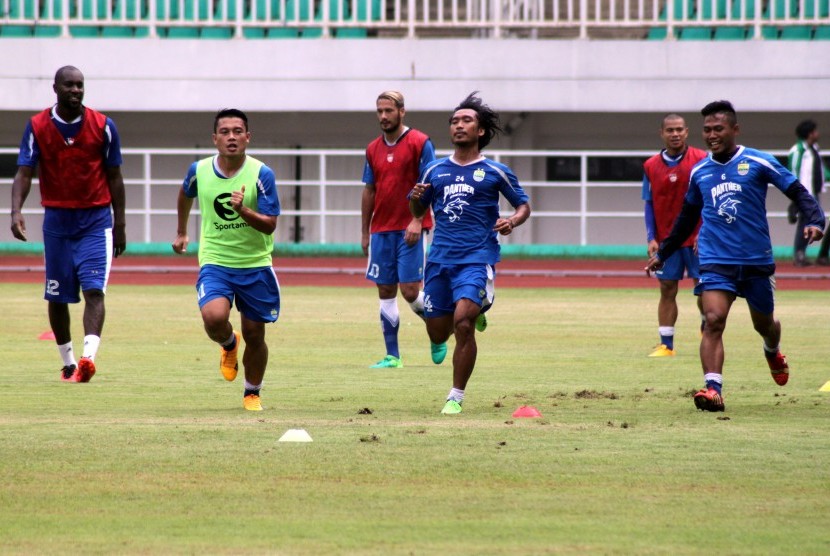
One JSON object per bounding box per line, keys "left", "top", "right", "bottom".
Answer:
{"left": 512, "top": 405, "right": 543, "bottom": 418}
{"left": 38, "top": 330, "right": 55, "bottom": 340}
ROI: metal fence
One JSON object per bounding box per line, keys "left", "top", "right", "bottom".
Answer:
{"left": 0, "top": 146, "right": 797, "bottom": 248}
{"left": 2, "top": 0, "right": 829, "bottom": 39}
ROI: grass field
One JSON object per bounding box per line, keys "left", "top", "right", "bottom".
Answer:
{"left": 1, "top": 283, "right": 829, "bottom": 554}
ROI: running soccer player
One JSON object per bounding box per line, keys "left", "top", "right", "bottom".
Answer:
{"left": 409, "top": 92, "right": 531, "bottom": 414}
{"left": 172, "top": 108, "right": 281, "bottom": 412}
{"left": 362, "top": 91, "right": 444, "bottom": 369}
{"left": 646, "top": 100, "right": 825, "bottom": 412}
{"left": 10, "top": 65, "right": 127, "bottom": 383}
{"left": 642, "top": 114, "right": 707, "bottom": 357}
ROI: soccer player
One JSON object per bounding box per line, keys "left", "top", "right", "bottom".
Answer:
{"left": 172, "top": 109, "right": 281, "bottom": 411}
{"left": 409, "top": 92, "right": 531, "bottom": 414}
{"left": 646, "top": 100, "right": 825, "bottom": 412}
{"left": 787, "top": 119, "right": 830, "bottom": 266}
{"left": 10, "top": 65, "right": 127, "bottom": 383}
{"left": 362, "top": 91, "right": 444, "bottom": 369}
{"left": 642, "top": 114, "right": 707, "bottom": 357}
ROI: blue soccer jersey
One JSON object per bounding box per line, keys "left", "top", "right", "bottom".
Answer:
{"left": 687, "top": 146, "right": 797, "bottom": 265}
{"left": 416, "top": 156, "right": 529, "bottom": 265}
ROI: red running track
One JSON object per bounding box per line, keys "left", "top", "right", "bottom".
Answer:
{"left": 1, "top": 255, "right": 829, "bottom": 290}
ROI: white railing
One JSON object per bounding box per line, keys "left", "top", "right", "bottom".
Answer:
{"left": 0, "top": 146, "right": 794, "bottom": 247}
{"left": 1, "top": 0, "right": 829, "bottom": 39}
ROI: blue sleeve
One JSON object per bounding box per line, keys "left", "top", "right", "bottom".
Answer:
{"left": 256, "top": 165, "right": 281, "bottom": 216}
{"left": 16, "top": 122, "right": 37, "bottom": 167}
{"left": 684, "top": 176, "right": 703, "bottom": 205}
{"left": 497, "top": 164, "right": 529, "bottom": 208}
{"left": 641, "top": 174, "right": 652, "bottom": 201}
{"left": 361, "top": 158, "right": 374, "bottom": 185}
{"left": 182, "top": 162, "right": 198, "bottom": 198}
{"left": 103, "top": 117, "right": 123, "bottom": 167}
{"left": 644, "top": 200, "right": 656, "bottom": 242}
{"left": 418, "top": 139, "right": 437, "bottom": 175}
{"left": 763, "top": 152, "right": 799, "bottom": 193}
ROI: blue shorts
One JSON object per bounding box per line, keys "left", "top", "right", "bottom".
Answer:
{"left": 43, "top": 208, "right": 113, "bottom": 303}
{"left": 366, "top": 230, "right": 426, "bottom": 285}
{"left": 655, "top": 246, "right": 699, "bottom": 281}
{"left": 197, "top": 264, "right": 281, "bottom": 323}
{"left": 694, "top": 264, "right": 776, "bottom": 314}
{"left": 423, "top": 262, "right": 495, "bottom": 318}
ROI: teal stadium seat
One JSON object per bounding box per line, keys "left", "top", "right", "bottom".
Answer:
{"left": 242, "top": 0, "right": 269, "bottom": 38}
{"left": 762, "top": 0, "right": 799, "bottom": 39}
{"left": 710, "top": 0, "right": 750, "bottom": 40}
{"left": 780, "top": 25, "right": 814, "bottom": 38}
{"left": 300, "top": 0, "right": 332, "bottom": 38}
{"left": 679, "top": 27, "right": 712, "bottom": 39}
{"left": 267, "top": 0, "right": 312, "bottom": 39}
{"left": 815, "top": 25, "right": 830, "bottom": 38}
{"left": 101, "top": 0, "right": 146, "bottom": 37}
{"left": 201, "top": 0, "right": 234, "bottom": 38}
{"left": 335, "top": 0, "right": 381, "bottom": 37}
{"left": 647, "top": 0, "right": 695, "bottom": 40}
{"left": 159, "top": 0, "right": 208, "bottom": 37}
{"left": 713, "top": 26, "right": 747, "bottom": 39}
{"left": 0, "top": 0, "right": 35, "bottom": 37}
{"left": 69, "top": 0, "right": 107, "bottom": 36}
{"left": 33, "top": 0, "right": 62, "bottom": 36}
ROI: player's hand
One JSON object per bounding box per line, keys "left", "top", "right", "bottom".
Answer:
{"left": 644, "top": 254, "right": 663, "bottom": 277}
{"left": 404, "top": 219, "right": 423, "bottom": 245}
{"left": 230, "top": 184, "right": 245, "bottom": 213}
{"left": 10, "top": 212, "right": 27, "bottom": 241}
{"left": 361, "top": 233, "right": 370, "bottom": 256}
{"left": 112, "top": 223, "right": 127, "bottom": 258}
{"left": 172, "top": 233, "right": 189, "bottom": 254}
{"left": 410, "top": 183, "right": 430, "bottom": 201}
{"left": 804, "top": 225, "right": 824, "bottom": 244}
{"left": 494, "top": 218, "right": 514, "bottom": 236}
{"left": 647, "top": 239, "right": 659, "bottom": 258}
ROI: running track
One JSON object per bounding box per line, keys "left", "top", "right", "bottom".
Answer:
{"left": 1, "top": 255, "right": 829, "bottom": 290}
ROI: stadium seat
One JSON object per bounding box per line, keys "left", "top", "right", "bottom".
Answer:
{"left": 679, "top": 27, "right": 713, "bottom": 39}
{"left": 780, "top": 25, "right": 814, "bottom": 39}
{"left": 761, "top": 0, "right": 799, "bottom": 39}
{"left": 300, "top": 0, "right": 335, "bottom": 38}
{"left": 815, "top": 25, "right": 830, "bottom": 39}
{"left": 0, "top": 0, "right": 35, "bottom": 37}
{"left": 713, "top": 26, "right": 747, "bottom": 39}
{"left": 698, "top": 0, "right": 728, "bottom": 20}
{"left": 263, "top": 0, "right": 302, "bottom": 37}
{"left": 647, "top": 0, "right": 694, "bottom": 39}
{"left": 0, "top": 25, "right": 34, "bottom": 36}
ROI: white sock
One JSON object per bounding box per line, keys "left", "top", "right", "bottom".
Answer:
{"left": 58, "top": 342, "right": 77, "bottom": 367}
{"left": 658, "top": 326, "right": 675, "bottom": 338}
{"left": 704, "top": 372, "right": 723, "bottom": 385}
{"left": 82, "top": 335, "right": 100, "bottom": 361}
{"left": 408, "top": 291, "right": 425, "bottom": 314}
{"left": 448, "top": 387, "right": 465, "bottom": 403}
{"left": 763, "top": 342, "right": 779, "bottom": 354}
{"left": 379, "top": 298, "right": 400, "bottom": 326}
{"left": 222, "top": 331, "right": 237, "bottom": 349}
{"left": 244, "top": 379, "right": 261, "bottom": 392}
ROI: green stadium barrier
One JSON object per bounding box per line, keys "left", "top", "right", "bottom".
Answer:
{"left": 0, "top": 242, "right": 811, "bottom": 261}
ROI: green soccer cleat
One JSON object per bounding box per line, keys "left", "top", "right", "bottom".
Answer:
{"left": 441, "top": 400, "right": 463, "bottom": 414}
{"left": 370, "top": 355, "right": 403, "bottom": 369}
{"left": 475, "top": 313, "right": 488, "bottom": 332}
{"left": 430, "top": 341, "right": 447, "bottom": 364}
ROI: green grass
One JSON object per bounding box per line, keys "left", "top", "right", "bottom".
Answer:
{"left": 1, "top": 284, "right": 829, "bottom": 554}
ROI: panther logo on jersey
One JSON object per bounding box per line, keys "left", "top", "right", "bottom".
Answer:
{"left": 443, "top": 197, "right": 469, "bottom": 222}
{"left": 717, "top": 198, "right": 741, "bottom": 223}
